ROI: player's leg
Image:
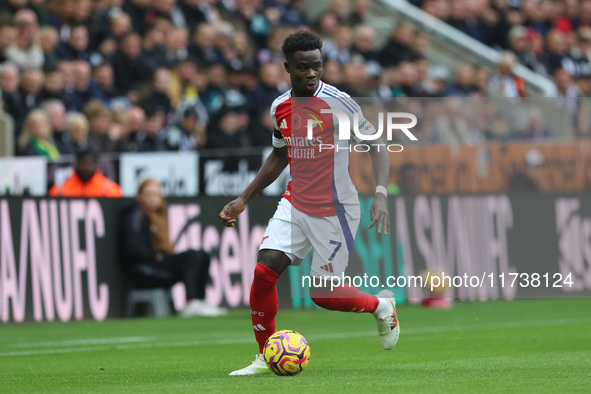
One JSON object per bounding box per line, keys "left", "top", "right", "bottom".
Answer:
{"left": 229, "top": 251, "right": 292, "bottom": 376}
{"left": 250, "top": 249, "right": 291, "bottom": 353}
{"left": 305, "top": 212, "right": 399, "bottom": 350}
{"left": 230, "top": 198, "right": 310, "bottom": 376}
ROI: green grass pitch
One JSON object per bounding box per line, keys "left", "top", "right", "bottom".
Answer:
{"left": 1, "top": 298, "right": 590, "bottom": 393}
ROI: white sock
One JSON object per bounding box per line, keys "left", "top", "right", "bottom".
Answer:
{"left": 374, "top": 297, "right": 391, "bottom": 316}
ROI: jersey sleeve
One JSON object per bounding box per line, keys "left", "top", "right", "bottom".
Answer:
{"left": 332, "top": 95, "right": 377, "bottom": 144}
{"left": 270, "top": 106, "right": 285, "bottom": 148}
{"left": 272, "top": 128, "right": 285, "bottom": 148}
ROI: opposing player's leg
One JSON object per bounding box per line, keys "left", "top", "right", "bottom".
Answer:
{"left": 304, "top": 211, "right": 399, "bottom": 350}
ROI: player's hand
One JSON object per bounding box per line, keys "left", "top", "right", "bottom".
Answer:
{"left": 219, "top": 198, "right": 247, "bottom": 227}
{"left": 368, "top": 194, "right": 389, "bottom": 235}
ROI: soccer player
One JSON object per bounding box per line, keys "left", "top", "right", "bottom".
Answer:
{"left": 220, "top": 30, "right": 399, "bottom": 376}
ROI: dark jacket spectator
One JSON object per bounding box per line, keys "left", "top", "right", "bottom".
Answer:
{"left": 159, "top": 107, "right": 201, "bottom": 151}
{"left": 111, "top": 32, "right": 150, "bottom": 95}
{"left": 119, "top": 178, "right": 226, "bottom": 317}
{"left": 55, "top": 25, "right": 93, "bottom": 62}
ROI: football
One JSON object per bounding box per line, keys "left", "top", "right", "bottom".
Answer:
{"left": 263, "top": 330, "right": 311, "bottom": 376}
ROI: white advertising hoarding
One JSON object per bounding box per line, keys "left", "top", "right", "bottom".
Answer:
{"left": 0, "top": 157, "right": 47, "bottom": 196}
{"left": 120, "top": 152, "right": 199, "bottom": 197}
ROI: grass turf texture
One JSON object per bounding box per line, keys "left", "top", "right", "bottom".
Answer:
{"left": 1, "top": 298, "right": 590, "bottom": 393}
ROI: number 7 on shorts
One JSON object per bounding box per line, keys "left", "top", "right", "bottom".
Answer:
{"left": 328, "top": 240, "right": 342, "bottom": 261}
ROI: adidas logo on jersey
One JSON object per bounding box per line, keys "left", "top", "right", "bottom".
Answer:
{"left": 280, "top": 118, "right": 288, "bottom": 129}
{"left": 320, "top": 263, "right": 334, "bottom": 273}
{"left": 253, "top": 324, "right": 266, "bottom": 331}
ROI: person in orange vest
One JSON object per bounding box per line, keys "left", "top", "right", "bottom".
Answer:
{"left": 49, "top": 150, "right": 122, "bottom": 197}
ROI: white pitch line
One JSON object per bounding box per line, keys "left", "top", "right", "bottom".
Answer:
{"left": 1, "top": 317, "right": 590, "bottom": 357}
{"left": 9, "top": 336, "right": 155, "bottom": 348}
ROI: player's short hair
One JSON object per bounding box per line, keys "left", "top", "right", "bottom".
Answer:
{"left": 281, "top": 30, "right": 322, "bottom": 59}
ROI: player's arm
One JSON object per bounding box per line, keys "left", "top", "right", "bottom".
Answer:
{"left": 347, "top": 100, "right": 391, "bottom": 235}
{"left": 367, "top": 136, "right": 390, "bottom": 235}
{"left": 219, "top": 146, "right": 288, "bottom": 227}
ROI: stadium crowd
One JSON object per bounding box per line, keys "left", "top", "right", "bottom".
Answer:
{"left": 0, "top": 0, "right": 588, "bottom": 160}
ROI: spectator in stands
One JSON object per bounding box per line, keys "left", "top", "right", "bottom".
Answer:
{"left": 445, "top": 64, "right": 477, "bottom": 96}
{"left": 188, "top": 22, "right": 222, "bottom": 65}
{"left": 340, "top": 62, "right": 370, "bottom": 96}
{"left": 248, "top": 105, "right": 274, "bottom": 147}
{"left": 379, "top": 22, "right": 418, "bottom": 68}
{"left": 446, "top": 0, "right": 492, "bottom": 45}
{"left": 0, "top": 0, "right": 27, "bottom": 16}
{"left": 543, "top": 29, "right": 569, "bottom": 75}
{"left": 120, "top": 178, "right": 226, "bottom": 317}
{"left": 123, "top": 0, "right": 150, "bottom": 32}
{"left": 5, "top": 9, "right": 44, "bottom": 70}
{"left": 120, "top": 105, "right": 146, "bottom": 152}
{"left": 508, "top": 148, "right": 545, "bottom": 192}
{"left": 509, "top": 26, "right": 548, "bottom": 76}
{"left": 435, "top": 97, "right": 483, "bottom": 144}
{"left": 56, "top": 24, "right": 92, "bottom": 62}
{"left": 18, "top": 68, "right": 44, "bottom": 119}
{"left": 45, "top": 0, "right": 74, "bottom": 30}
{"left": 329, "top": 0, "right": 348, "bottom": 18}
{"left": 248, "top": 62, "right": 283, "bottom": 122}
{"left": 322, "top": 60, "right": 347, "bottom": 91}
{"left": 178, "top": 0, "right": 208, "bottom": 37}
{"left": 0, "top": 62, "right": 23, "bottom": 124}
{"left": 168, "top": 59, "right": 198, "bottom": 109}
{"left": 474, "top": 65, "right": 491, "bottom": 96}
{"left": 348, "top": 0, "right": 371, "bottom": 27}
{"left": 201, "top": 63, "right": 247, "bottom": 118}
{"left": 136, "top": 105, "right": 166, "bottom": 152}
{"left": 39, "top": 67, "right": 65, "bottom": 102}
{"left": 93, "top": 36, "right": 117, "bottom": 66}
{"left": 140, "top": 68, "right": 173, "bottom": 116}
{"left": 578, "top": 27, "right": 591, "bottom": 64}
{"left": 17, "top": 109, "right": 60, "bottom": 159}
{"left": 256, "top": 26, "right": 292, "bottom": 66}
{"left": 153, "top": 0, "right": 186, "bottom": 26}
{"left": 315, "top": 10, "right": 340, "bottom": 41}
{"left": 65, "top": 112, "right": 91, "bottom": 153}
{"left": 167, "top": 27, "right": 190, "bottom": 64}
{"left": 40, "top": 99, "right": 73, "bottom": 155}
{"left": 160, "top": 106, "right": 201, "bottom": 151}
{"left": 351, "top": 25, "right": 378, "bottom": 63}
{"left": 487, "top": 116, "right": 515, "bottom": 141}
{"left": 0, "top": 23, "right": 17, "bottom": 64}
{"left": 49, "top": 149, "right": 122, "bottom": 197}
{"left": 112, "top": 32, "right": 150, "bottom": 98}
{"left": 206, "top": 109, "right": 246, "bottom": 149}
{"left": 85, "top": 100, "right": 119, "bottom": 153}
{"left": 141, "top": 22, "right": 172, "bottom": 72}
{"left": 229, "top": 30, "right": 256, "bottom": 72}
{"left": 74, "top": 60, "right": 106, "bottom": 105}
{"left": 323, "top": 25, "right": 353, "bottom": 65}
{"left": 525, "top": 106, "right": 552, "bottom": 140}
{"left": 92, "top": 63, "right": 120, "bottom": 107}
{"left": 389, "top": 163, "right": 419, "bottom": 195}
{"left": 554, "top": 67, "right": 582, "bottom": 117}
{"left": 489, "top": 51, "right": 527, "bottom": 97}
{"left": 56, "top": 60, "right": 83, "bottom": 112}
{"left": 109, "top": 11, "right": 133, "bottom": 41}
{"left": 397, "top": 61, "right": 422, "bottom": 97}
{"left": 265, "top": 0, "right": 306, "bottom": 28}
{"left": 420, "top": 64, "right": 450, "bottom": 97}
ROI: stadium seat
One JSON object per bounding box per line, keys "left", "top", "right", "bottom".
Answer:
{"left": 124, "top": 288, "right": 173, "bottom": 318}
